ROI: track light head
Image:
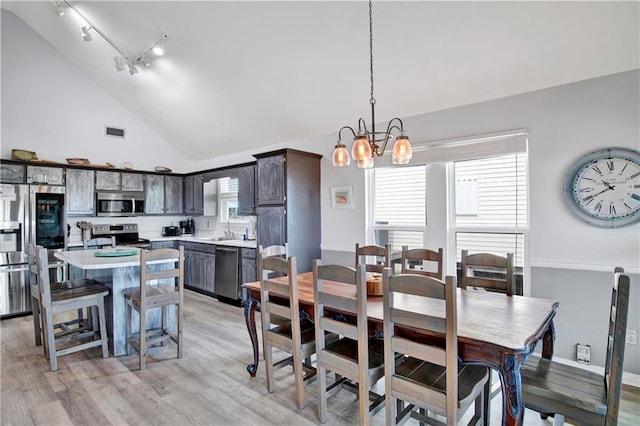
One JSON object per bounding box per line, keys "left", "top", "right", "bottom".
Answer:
{"left": 53, "top": 1, "right": 65, "bottom": 16}
{"left": 81, "top": 26, "right": 92, "bottom": 42}
{"left": 140, "top": 53, "right": 152, "bottom": 67}
{"left": 114, "top": 56, "right": 126, "bottom": 72}
{"left": 128, "top": 64, "right": 139, "bottom": 76}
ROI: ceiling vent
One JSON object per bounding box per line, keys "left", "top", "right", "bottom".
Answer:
{"left": 105, "top": 126, "right": 125, "bottom": 139}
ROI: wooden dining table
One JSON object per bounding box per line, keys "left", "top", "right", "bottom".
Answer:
{"left": 242, "top": 272, "right": 558, "bottom": 426}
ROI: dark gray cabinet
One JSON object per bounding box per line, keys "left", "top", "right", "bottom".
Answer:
{"left": 184, "top": 174, "right": 204, "bottom": 215}
{"left": 184, "top": 243, "right": 215, "bottom": 294}
{"left": 144, "top": 174, "right": 165, "bottom": 214}
{"left": 253, "top": 149, "right": 321, "bottom": 272}
{"left": 66, "top": 169, "right": 95, "bottom": 216}
{"left": 238, "top": 165, "right": 256, "bottom": 215}
{"left": 165, "top": 176, "right": 184, "bottom": 215}
{"left": 150, "top": 240, "right": 178, "bottom": 249}
{"left": 95, "top": 170, "right": 120, "bottom": 191}
{"left": 256, "top": 154, "right": 285, "bottom": 205}
{"left": 0, "top": 164, "right": 25, "bottom": 183}
{"left": 241, "top": 248, "right": 256, "bottom": 285}
{"left": 121, "top": 173, "right": 144, "bottom": 192}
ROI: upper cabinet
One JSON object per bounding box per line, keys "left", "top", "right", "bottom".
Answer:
{"left": 66, "top": 169, "right": 95, "bottom": 216}
{"left": 256, "top": 155, "right": 285, "bottom": 206}
{"left": 165, "top": 176, "right": 184, "bottom": 215}
{"left": 144, "top": 174, "right": 165, "bottom": 214}
{"left": 238, "top": 165, "right": 256, "bottom": 215}
{"left": 184, "top": 174, "right": 204, "bottom": 215}
{"left": 0, "top": 164, "right": 25, "bottom": 184}
{"left": 121, "top": 173, "right": 144, "bottom": 192}
{"left": 95, "top": 170, "right": 120, "bottom": 191}
{"left": 27, "top": 165, "right": 64, "bottom": 185}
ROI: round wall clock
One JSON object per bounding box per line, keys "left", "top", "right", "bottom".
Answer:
{"left": 563, "top": 147, "right": 640, "bottom": 228}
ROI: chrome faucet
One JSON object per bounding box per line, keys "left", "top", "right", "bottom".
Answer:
{"left": 224, "top": 221, "right": 232, "bottom": 239}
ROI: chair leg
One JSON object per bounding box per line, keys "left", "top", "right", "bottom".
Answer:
{"left": 265, "top": 341, "right": 275, "bottom": 393}
{"left": 43, "top": 309, "right": 58, "bottom": 371}
{"left": 125, "top": 300, "right": 132, "bottom": 356}
{"left": 481, "top": 373, "right": 491, "bottom": 426}
{"left": 161, "top": 305, "right": 167, "bottom": 346}
{"left": 176, "top": 303, "right": 183, "bottom": 359}
{"left": 139, "top": 306, "right": 146, "bottom": 370}
{"left": 318, "top": 365, "right": 327, "bottom": 423}
{"left": 292, "top": 348, "right": 305, "bottom": 410}
{"left": 97, "top": 297, "right": 109, "bottom": 359}
{"left": 358, "top": 377, "right": 369, "bottom": 425}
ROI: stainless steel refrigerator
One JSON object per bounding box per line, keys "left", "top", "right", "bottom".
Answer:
{"left": 1, "top": 183, "right": 67, "bottom": 318}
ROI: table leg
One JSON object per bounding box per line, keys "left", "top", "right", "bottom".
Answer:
{"left": 244, "top": 290, "right": 259, "bottom": 377}
{"left": 498, "top": 355, "right": 525, "bottom": 426}
{"left": 541, "top": 320, "right": 555, "bottom": 359}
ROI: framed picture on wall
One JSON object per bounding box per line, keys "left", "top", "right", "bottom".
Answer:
{"left": 331, "top": 186, "right": 353, "bottom": 209}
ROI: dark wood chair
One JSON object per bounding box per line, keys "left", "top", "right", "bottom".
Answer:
{"left": 83, "top": 236, "right": 116, "bottom": 250}
{"left": 259, "top": 252, "right": 316, "bottom": 410}
{"left": 355, "top": 243, "right": 390, "bottom": 273}
{"left": 312, "top": 260, "right": 385, "bottom": 424}
{"left": 124, "top": 246, "right": 184, "bottom": 370}
{"left": 383, "top": 271, "right": 489, "bottom": 425}
{"left": 34, "top": 246, "right": 109, "bottom": 371}
{"left": 521, "top": 268, "right": 631, "bottom": 426}
{"left": 400, "top": 245, "right": 444, "bottom": 279}
{"left": 460, "top": 250, "right": 515, "bottom": 296}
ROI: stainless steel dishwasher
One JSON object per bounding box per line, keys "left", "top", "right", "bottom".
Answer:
{"left": 214, "top": 246, "right": 240, "bottom": 303}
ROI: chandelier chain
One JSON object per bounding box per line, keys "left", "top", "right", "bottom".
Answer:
{"left": 369, "top": 0, "right": 375, "bottom": 105}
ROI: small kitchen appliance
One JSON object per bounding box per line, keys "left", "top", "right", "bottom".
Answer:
{"left": 162, "top": 226, "right": 181, "bottom": 237}
{"left": 179, "top": 219, "right": 194, "bottom": 235}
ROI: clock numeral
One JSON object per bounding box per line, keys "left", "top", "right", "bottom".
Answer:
{"left": 610, "top": 204, "right": 616, "bottom": 215}
{"left": 621, "top": 163, "right": 629, "bottom": 173}
{"left": 632, "top": 194, "right": 640, "bottom": 202}
{"left": 582, "top": 177, "right": 595, "bottom": 182}
{"left": 624, "top": 202, "right": 633, "bottom": 211}
{"left": 607, "top": 160, "right": 614, "bottom": 171}
{"left": 579, "top": 188, "right": 592, "bottom": 193}
{"left": 629, "top": 171, "right": 640, "bottom": 180}
{"left": 634, "top": 184, "right": 640, "bottom": 189}
{"left": 594, "top": 202, "right": 602, "bottom": 212}
{"left": 582, "top": 195, "right": 594, "bottom": 204}
{"left": 591, "top": 165, "right": 602, "bottom": 175}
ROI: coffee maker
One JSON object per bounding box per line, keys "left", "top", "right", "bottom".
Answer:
{"left": 180, "top": 219, "right": 194, "bottom": 235}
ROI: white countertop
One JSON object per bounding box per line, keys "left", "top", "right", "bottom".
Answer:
{"left": 152, "top": 236, "right": 257, "bottom": 249}
{"left": 56, "top": 248, "right": 144, "bottom": 269}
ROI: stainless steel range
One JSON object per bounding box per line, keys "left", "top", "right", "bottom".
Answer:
{"left": 90, "top": 224, "right": 150, "bottom": 249}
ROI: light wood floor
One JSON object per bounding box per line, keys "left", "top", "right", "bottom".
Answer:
{"left": 2, "top": 289, "right": 638, "bottom": 425}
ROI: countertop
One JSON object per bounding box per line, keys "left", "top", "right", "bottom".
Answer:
{"left": 68, "top": 236, "right": 257, "bottom": 249}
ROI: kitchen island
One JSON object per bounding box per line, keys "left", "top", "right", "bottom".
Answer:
{"left": 55, "top": 248, "right": 178, "bottom": 356}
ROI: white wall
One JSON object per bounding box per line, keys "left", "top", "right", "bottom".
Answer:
{"left": 1, "top": 10, "right": 193, "bottom": 173}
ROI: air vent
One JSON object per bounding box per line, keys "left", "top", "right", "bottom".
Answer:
{"left": 105, "top": 126, "right": 125, "bottom": 139}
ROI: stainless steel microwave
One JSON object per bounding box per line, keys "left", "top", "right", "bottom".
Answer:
{"left": 96, "top": 192, "right": 145, "bottom": 217}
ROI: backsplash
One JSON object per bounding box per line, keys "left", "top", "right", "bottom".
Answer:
{"left": 67, "top": 215, "right": 256, "bottom": 245}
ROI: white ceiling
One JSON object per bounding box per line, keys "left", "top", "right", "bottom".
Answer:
{"left": 3, "top": 1, "right": 638, "bottom": 162}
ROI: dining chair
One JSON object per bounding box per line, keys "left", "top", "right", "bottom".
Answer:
{"left": 521, "top": 267, "right": 630, "bottom": 425}
{"left": 400, "top": 245, "right": 444, "bottom": 279}
{"left": 313, "top": 260, "right": 385, "bottom": 425}
{"left": 27, "top": 244, "right": 95, "bottom": 352}
{"left": 123, "top": 246, "right": 184, "bottom": 370}
{"left": 259, "top": 252, "right": 317, "bottom": 410}
{"left": 34, "top": 246, "right": 109, "bottom": 371}
{"left": 460, "top": 249, "right": 516, "bottom": 296}
{"left": 355, "top": 243, "right": 390, "bottom": 273}
{"left": 383, "top": 270, "right": 490, "bottom": 425}
{"left": 83, "top": 236, "right": 116, "bottom": 250}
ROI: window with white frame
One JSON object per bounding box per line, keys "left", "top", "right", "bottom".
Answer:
{"left": 367, "top": 131, "right": 528, "bottom": 287}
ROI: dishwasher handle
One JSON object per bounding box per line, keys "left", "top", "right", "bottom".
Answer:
{"left": 216, "top": 247, "right": 238, "bottom": 253}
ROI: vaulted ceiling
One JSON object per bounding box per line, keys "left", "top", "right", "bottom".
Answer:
{"left": 3, "top": 1, "right": 638, "bottom": 162}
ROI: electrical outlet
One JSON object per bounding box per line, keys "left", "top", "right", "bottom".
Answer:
{"left": 207, "top": 220, "right": 210, "bottom": 228}
{"left": 626, "top": 330, "right": 637, "bottom": 345}
{"left": 149, "top": 279, "right": 158, "bottom": 285}
{"left": 576, "top": 343, "right": 591, "bottom": 364}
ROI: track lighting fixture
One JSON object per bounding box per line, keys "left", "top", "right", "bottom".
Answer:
{"left": 55, "top": 1, "right": 168, "bottom": 77}
{"left": 80, "top": 26, "right": 92, "bottom": 42}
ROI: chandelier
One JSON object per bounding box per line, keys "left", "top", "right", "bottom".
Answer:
{"left": 332, "top": 0, "right": 412, "bottom": 169}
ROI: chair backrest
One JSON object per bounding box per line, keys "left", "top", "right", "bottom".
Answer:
{"left": 83, "top": 236, "right": 116, "bottom": 250}
{"left": 34, "top": 247, "right": 53, "bottom": 307}
{"left": 259, "top": 243, "right": 288, "bottom": 259}
{"left": 603, "top": 267, "right": 630, "bottom": 424}
{"left": 355, "top": 243, "right": 390, "bottom": 273}
{"left": 460, "top": 250, "right": 515, "bottom": 296}
{"left": 383, "top": 270, "right": 458, "bottom": 422}
{"left": 26, "top": 244, "right": 42, "bottom": 288}
{"left": 400, "top": 246, "right": 444, "bottom": 279}
{"left": 312, "top": 260, "right": 369, "bottom": 379}
{"left": 258, "top": 252, "right": 300, "bottom": 346}
{"left": 139, "top": 247, "right": 184, "bottom": 306}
